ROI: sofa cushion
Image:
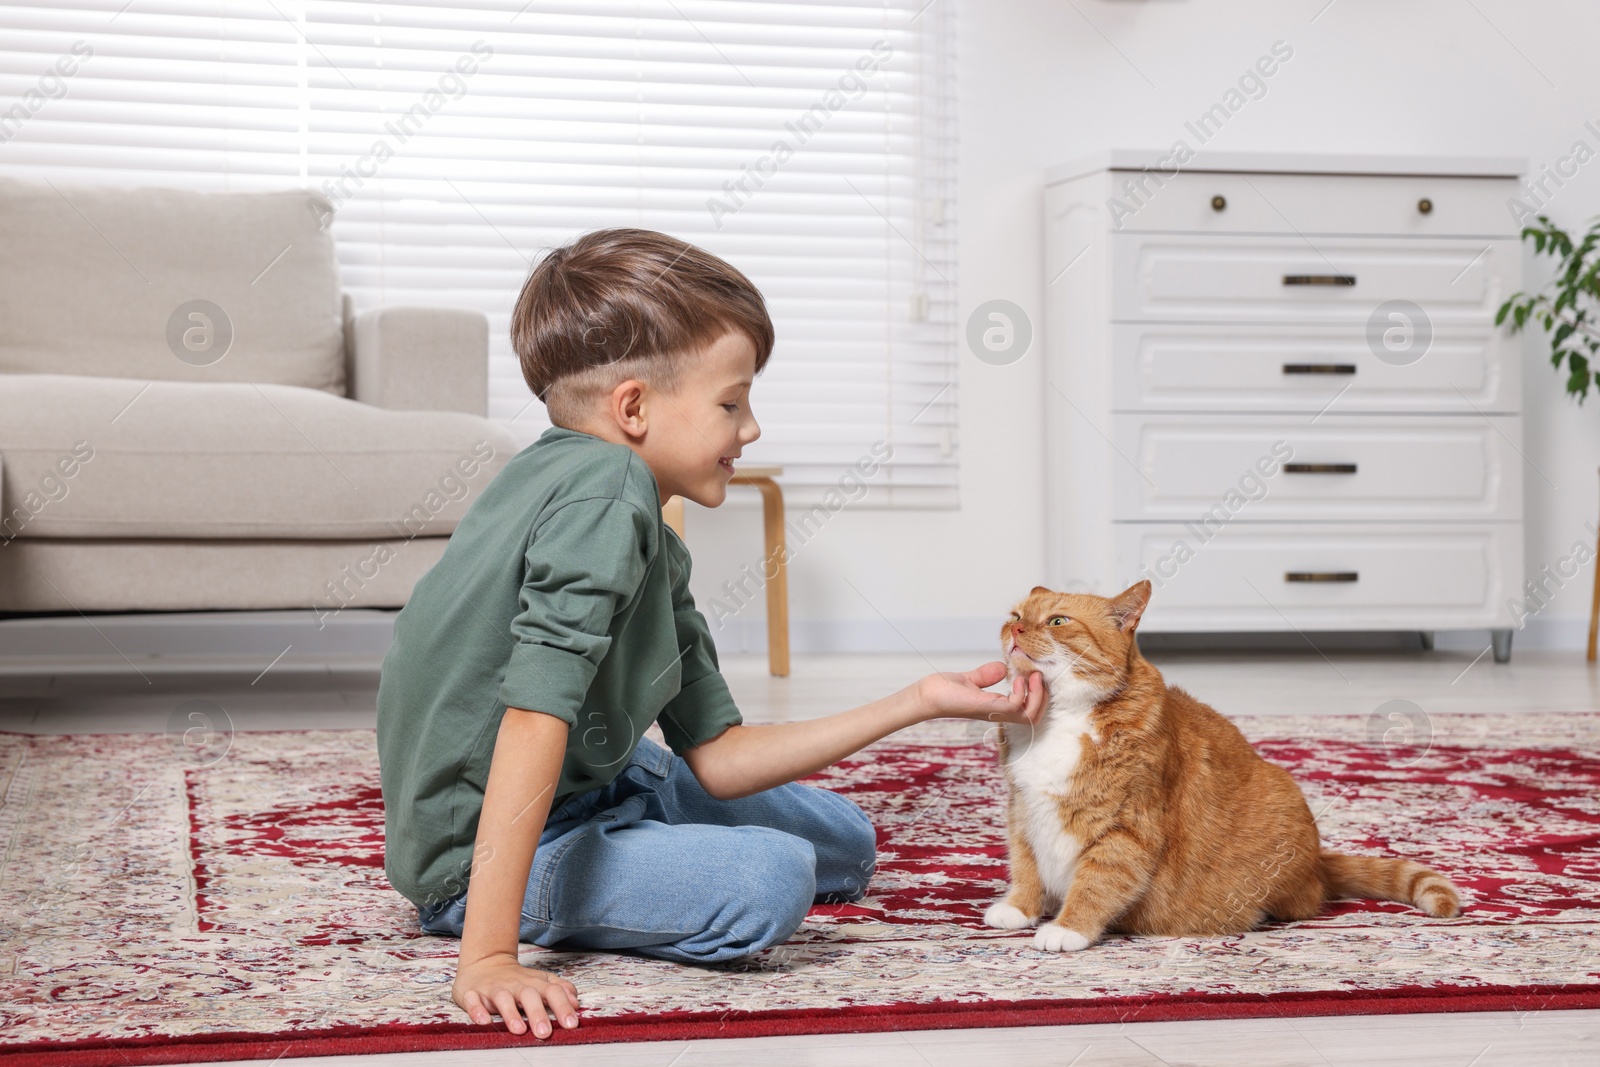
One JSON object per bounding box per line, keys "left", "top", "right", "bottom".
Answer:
{"left": 0, "top": 374, "right": 521, "bottom": 540}
{"left": 0, "top": 178, "right": 344, "bottom": 392}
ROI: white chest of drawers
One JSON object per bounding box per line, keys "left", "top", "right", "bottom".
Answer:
{"left": 1042, "top": 151, "right": 1525, "bottom": 660}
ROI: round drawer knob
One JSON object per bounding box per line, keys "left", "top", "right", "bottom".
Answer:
{"left": 1211, "top": 195, "right": 1227, "bottom": 212}
{"left": 1418, "top": 197, "right": 1433, "bottom": 214}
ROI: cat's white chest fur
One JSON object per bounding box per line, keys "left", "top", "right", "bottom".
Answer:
{"left": 1002, "top": 675, "right": 1101, "bottom": 900}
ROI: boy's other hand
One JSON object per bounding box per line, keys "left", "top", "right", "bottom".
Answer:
{"left": 916, "top": 662, "right": 1045, "bottom": 727}
{"left": 454, "top": 952, "right": 579, "bottom": 1037}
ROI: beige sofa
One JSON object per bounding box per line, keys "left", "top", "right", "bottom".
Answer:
{"left": 0, "top": 178, "right": 518, "bottom": 615}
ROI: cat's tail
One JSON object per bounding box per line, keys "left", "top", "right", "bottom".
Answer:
{"left": 1320, "top": 851, "right": 1461, "bottom": 918}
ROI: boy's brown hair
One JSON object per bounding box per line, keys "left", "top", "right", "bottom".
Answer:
{"left": 511, "top": 228, "right": 774, "bottom": 427}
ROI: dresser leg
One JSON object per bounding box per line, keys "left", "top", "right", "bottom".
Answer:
{"left": 1491, "top": 628, "right": 1513, "bottom": 663}
{"left": 1419, "top": 631, "right": 1435, "bottom": 651}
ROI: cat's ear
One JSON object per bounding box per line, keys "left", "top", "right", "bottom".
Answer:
{"left": 1029, "top": 585, "right": 1052, "bottom": 596}
{"left": 1108, "top": 580, "right": 1152, "bottom": 633}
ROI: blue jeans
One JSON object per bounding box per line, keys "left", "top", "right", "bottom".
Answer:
{"left": 416, "top": 737, "right": 877, "bottom": 963}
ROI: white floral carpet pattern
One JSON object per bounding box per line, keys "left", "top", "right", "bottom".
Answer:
{"left": 1, "top": 712, "right": 1597, "bottom": 1064}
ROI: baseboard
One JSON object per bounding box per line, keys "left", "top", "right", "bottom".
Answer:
{"left": 707, "top": 615, "right": 998, "bottom": 655}
{"left": 0, "top": 609, "right": 1589, "bottom": 674}
{"left": 710, "top": 615, "right": 1595, "bottom": 656}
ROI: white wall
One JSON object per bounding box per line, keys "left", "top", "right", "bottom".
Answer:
{"left": 686, "top": 0, "right": 1600, "bottom": 656}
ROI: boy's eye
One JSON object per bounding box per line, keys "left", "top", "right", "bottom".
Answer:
{"left": 1047, "top": 615, "right": 1069, "bottom": 626}
{"left": 721, "top": 403, "right": 739, "bottom": 413}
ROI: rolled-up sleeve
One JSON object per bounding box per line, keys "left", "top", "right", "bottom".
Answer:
{"left": 495, "top": 496, "right": 651, "bottom": 725}
{"left": 656, "top": 531, "right": 743, "bottom": 754}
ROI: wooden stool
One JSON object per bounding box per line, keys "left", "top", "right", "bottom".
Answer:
{"left": 661, "top": 465, "right": 789, "bottom": 676}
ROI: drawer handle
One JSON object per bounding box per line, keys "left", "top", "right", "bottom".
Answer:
{"left": 1286, "top": 571, "right": 1359, "bottom": 583}
{"left": 1211, "top": 195, "right": 1227, "bottom": 211}
{"left": 1284, "top": 462, "right": 1358, "bottom": 474}
{"left": 1282, "top": 363, "right": 1356, "bottom": 375}
{"left": 1418, "top": 197, "right": 1433, "bottom": 214}
{"left": 1283, "top": 274, "right": 1356, "bottom": 286}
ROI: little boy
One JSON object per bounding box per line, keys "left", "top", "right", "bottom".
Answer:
{"left": 376, "top": 228, "right": 1044, "bottom": 1038}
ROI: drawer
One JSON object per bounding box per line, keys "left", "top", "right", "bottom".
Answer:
{"left": 1112, "top": 523, "right": 1521, "bottom": 631}
{"left": 1112, "top": 235, "right": 1518, "bottom": 324}
{"left": 1105, "top": 171, "right": 1520, "bottom": 238}
{"left": 1111, "top": 324, "right": 1519, "bottom": 413}
{"left": 1110, "top": 415, "right": 1522, "bottom": 521}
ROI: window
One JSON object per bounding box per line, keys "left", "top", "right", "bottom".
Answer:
{"left": 0, "top": 1, "right": 958, "bottom": 504}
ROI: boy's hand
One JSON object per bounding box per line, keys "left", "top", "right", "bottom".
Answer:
{"left": 916, "top": 662, "right": 1046, "bottom": 726}
{"left": 454, "top": 952, "right": 580, "bottom": 1037}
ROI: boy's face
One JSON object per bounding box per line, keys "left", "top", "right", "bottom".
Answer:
{"left": 640, "top": 331, "right": 761, "bottom": 508}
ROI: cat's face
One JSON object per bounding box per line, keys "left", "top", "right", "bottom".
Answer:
{"left": 1000, "top": 581, "right": 1151, "bottom": 694}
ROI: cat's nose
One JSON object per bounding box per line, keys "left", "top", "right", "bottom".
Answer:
{"left": 1014, "top": 625, "right": 1025, "bottom": 634}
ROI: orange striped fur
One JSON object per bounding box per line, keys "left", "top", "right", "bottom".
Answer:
{"left": 983, "top": 581, "right": 1461, "bottom": 952}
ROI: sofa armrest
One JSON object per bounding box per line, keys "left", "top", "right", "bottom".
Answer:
{"left": 345, "top": 300, "right": 491, "bottom": 416}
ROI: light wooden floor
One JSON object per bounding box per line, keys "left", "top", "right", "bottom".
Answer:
{"left": 3, "top": 646, "right": 1598, "bottom": 1066}
{"left": 273, "top": 1009, "right": 1600, "bottom": 1067}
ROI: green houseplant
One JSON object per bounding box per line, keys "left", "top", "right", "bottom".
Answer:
{"left": 1497, "top": 214, "right": 1600, "bottom": 401}
{"left": 1500, "top": 215, "right": 1600, "bottom": 665}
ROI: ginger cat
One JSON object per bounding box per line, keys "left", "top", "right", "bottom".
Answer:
{"left": 984, "top": 580, "right": 1461, "bottom": 952}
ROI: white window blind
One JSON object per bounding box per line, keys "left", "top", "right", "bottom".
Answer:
{"left": 0, "top": 0, "right": 957, "bottom": 505}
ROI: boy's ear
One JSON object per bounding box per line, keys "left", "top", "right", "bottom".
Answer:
{"left": 609, "top": 379, "right": 649, "bottom": 439}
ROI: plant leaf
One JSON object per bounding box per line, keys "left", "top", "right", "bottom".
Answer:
{"left": 1567, "top": 351, "right": 1591, "bottom": 400}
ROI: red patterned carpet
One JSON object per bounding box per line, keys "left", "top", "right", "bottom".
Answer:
{"left": 2, "top": 712, "right": 1598, "bottom": 1065}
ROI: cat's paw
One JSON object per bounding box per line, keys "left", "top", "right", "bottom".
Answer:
{"left": 1032, "top": 923, "right": 1092, "bottom": 952}
{"left": 983, "top": 901, "right": 1038, "bottom": 930}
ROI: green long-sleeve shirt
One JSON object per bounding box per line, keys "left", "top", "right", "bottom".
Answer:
{"left": 376, "top": 426, "right": 742, "bottom": 908}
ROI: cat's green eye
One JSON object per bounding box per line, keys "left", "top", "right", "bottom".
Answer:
{"left": 1047, "top": 615, "right": 1069, "bottom": 627}
{"left": 1008, "top": 612, "right": 1021, "bottom": 622}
